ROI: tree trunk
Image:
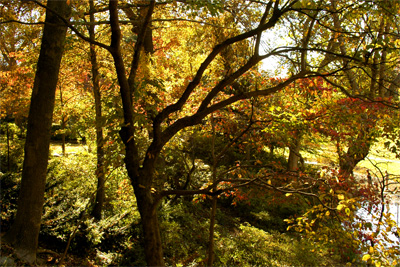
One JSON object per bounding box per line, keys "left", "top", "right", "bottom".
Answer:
{"left": 108, "top": 1, "right": 163, "bottom": 265}
{"left": 3, "top": 0, "right": 70, "bottom": 263}
{"left": 60, "top": 86, "right": 66, "bottom": 155}
{"left": 6, "top": 122, "right": 11, "bottom": 172}
{"left": 288, "top": 133, "right": 302, "bottom": 171}
{"left": 207, "top": 195, "right": 217, "bottom": 266}
{"left": 133, "top": 182, "right": 165, "bottom": 266}
{"left": 89, "top": 0, "right": 105, "bottom": 221}
{"left": 339, "top": 131, "right": 371, "bottom": 178}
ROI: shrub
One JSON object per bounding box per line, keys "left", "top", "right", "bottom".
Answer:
{"left": 0, "top": 122, "right": 25, "bottom": 173}
{"left": 216, "top": 223, "right": 335, "bottom": 266}
{"left": 0, "top": 172, "right": 20, "bottom": 232}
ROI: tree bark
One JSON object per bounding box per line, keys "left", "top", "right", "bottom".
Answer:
{"left": 59, "top": 86, "right": 66, "bottom": 155}
{"left": 207, "top": 118, "right": 218, "bottom": 266}
{"left": 88, "top": 0, "right": 105, "bottom": 221}
{"left": 6, "top": 122, "right": 11, "bottom": 172}
{"left": 207, "top": 195, "right": 217, "bottom": 266}
{"left": 108, "top": 1, "right": 164, "bottom": 265}
{"left": 288, "top": 133, "right": 302, "bottom": 171}
{"left": 133, "top": 177, "right": 165, "bottom": 266}
{"left": 338, "top": 130, "right": 371, "bottom": 178}
{"left": 3, "top": 0, "right": 70, "bottom": 263}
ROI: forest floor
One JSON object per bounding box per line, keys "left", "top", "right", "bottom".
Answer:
{"left": 0, "top": 239, "right": 95, "bottom": 267}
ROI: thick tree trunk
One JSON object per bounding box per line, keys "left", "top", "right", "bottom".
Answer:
{"left": 339, "top": 146, "right": 370, "bottom": 178}
{"left": 339, "top": 131, "right": 371, "bottom": 178}
{"left": 89, "top": 0, "right": 105, "bottom": 221}
{"left": 108, "top": 1, "right": 163, "bottom": 265}
{"left": 3, "top": 0, "right": 70, "bottom": 263}
{"left": 133, "top": 182, "right": 164, "bottom": 266}
{"left": 288, "top": 133, "right": 302, "bottom": 171}
{"left": 287, "top": 146, "right": 300, "bottom": 171}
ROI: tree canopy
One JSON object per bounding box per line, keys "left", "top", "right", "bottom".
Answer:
{"left": 1, "top": 0, "right": 399, "bottom": 266}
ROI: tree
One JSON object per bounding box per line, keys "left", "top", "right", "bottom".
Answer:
{"left": 3, "top": 0, "right": 71, "bottom": 263}
{"left": 3, "top": 0, "right": 399, "bottom": 265}
{"left": 88, "top": 0, "right": 106, "bottom": 221}
{"left": 0, "top": 1, "right": 42, "bottom": 125}
{"left": 280, "top": 0, "right": 400, "bottom": 177}
{"left": 107, "top": 1, "right": 302, "bottom": 264}
{"left": 89, "top": 1, "right": 400, "bottom": 264}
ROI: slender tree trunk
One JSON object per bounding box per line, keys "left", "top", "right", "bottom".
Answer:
{"left": 207, "top": 195, "right": 217, "bottom": 266}
{"left": 60, "top": 87, "right": 66, "bottom": 155}
{"left": 61, "top": 122, "right": 66, "bottom": 155}
{"left": 6, "top": 122, "right": 11, "bottom": 172}
{"left": 207, "top": 116, "right": 218, "bottom": 266}
{"left": 3, "top": 0, "right": 70, "bottom": 263}
{"left": 88, "top": 0, "right": 105, "bottom": 221}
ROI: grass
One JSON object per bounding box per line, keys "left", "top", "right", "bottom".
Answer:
{"left": 360, "top": 140, "right": 400, "bottom": 175}
{"left": 49, "top": 139, "right": 400, "bottom": 176}
{"left": 49, "top": 142, "right": 89, "bottom": 156}
{"left": 358, "top": 156, "right": 400, "bottom": 176}
{"left": 298, "top": 139, "right": 400, "bottom": 176}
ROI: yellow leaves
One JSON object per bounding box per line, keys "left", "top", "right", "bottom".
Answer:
{"left": 369, "top": 246, "right": 374, "bottom": 254}
{"left": 325, "top": 210, "right": 330, "bottom": 216}
{"left": 285, "top": 193, "right": 292, "bottom": 197}
{"left": 345, "top": 208, "right": 351, "bottom": 216}
{"left": 362, "top": 254, "right": 371, "bottom": 262}
{"left": 337, "top": 204, "right": 345, "bottom": 211}
{"left": 395, "top": 39, "right": 400, "bottom": 48}
{"left": 337, "top": 194, "right": 345, "bottom": 200}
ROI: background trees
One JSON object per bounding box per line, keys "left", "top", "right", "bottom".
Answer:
{"left": 2, "top": 0, "right": 71, "bottom": 263}
{"left": 1, "top": 0, "right": 399, "bottom": 266}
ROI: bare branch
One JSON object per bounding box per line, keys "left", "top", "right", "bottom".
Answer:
{"left": 0, "top": 19, "right": 44, "bottom": 25}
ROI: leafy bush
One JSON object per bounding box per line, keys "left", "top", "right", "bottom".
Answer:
{"left": 219, "top": 187, "right": 308, "bottom": 233}
{"left": 216, "top": 222, "right": 335, "bottom": 266}
{"left": 41, "top": 153, "right": 139, "bottom": 254}
{"left": 0, "top": 172, "right": 20, "bottom": 232}
{"left": 0, "top": 122, "right": 25, "bottom": 173}
{"left": 160, "top": 200, "right": 210, "bottom": 265}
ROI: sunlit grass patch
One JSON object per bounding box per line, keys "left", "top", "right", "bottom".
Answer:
{"left": 49, "top": 143, "right": 89, "bottom": 156}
